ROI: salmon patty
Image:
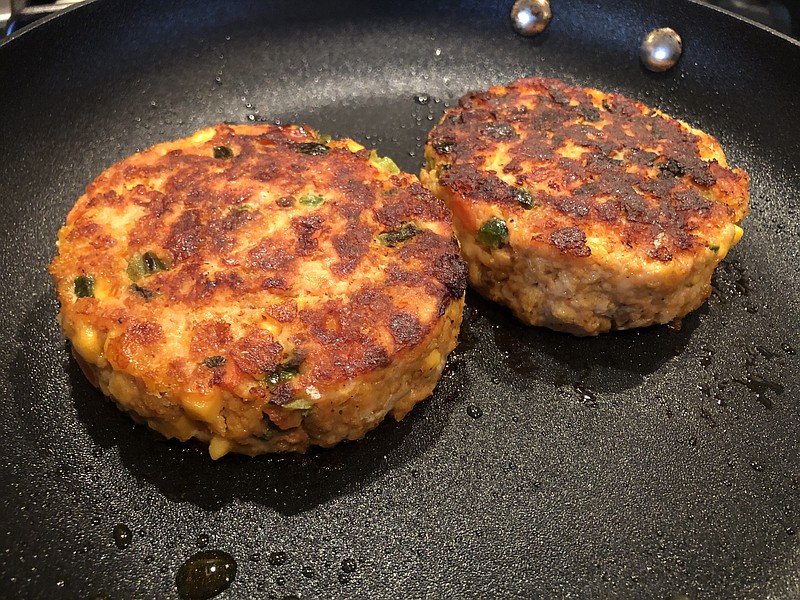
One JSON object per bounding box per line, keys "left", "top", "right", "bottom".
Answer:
{"left": 422, "top": 77, "right": 749, "bottom": 336}
{"left": 50, "top": 123, "right": 466, "bottom": 457}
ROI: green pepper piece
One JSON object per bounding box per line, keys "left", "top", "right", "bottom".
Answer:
{"left": 127, "top": 251, "right": 167, "bottom": 281}
{"left": 74, "top": 275, "right": 95, "bottom": 298}
{"left": 203, "top": 356, "right": 226, "bottom": 369}
{"left": 368, "top": 150, "right": 400, "bottom": 174}
{"left": 477, "top": 217, "right": 509, "bottom": 249}
{"left": 213, "top": 146, "right": 235, "bottom": 159}
{"left": 299, "top": 193, "right": 324, "bottom": 207}
{"left": 284, "top": 398, "right": 313, "bottom": 411}
{"left": 296, "top": 142, "right": 329, "bottom": 156}
{"left": 512, "top": 187, "right": 535, "bottom": 209}
{"left": 377, "top": 222, "right": 422, "bottom": 247}
{"left": 266, "top": 351, "right": 305, "bottom": 386}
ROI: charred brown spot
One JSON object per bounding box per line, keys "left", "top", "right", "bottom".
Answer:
{"left": 292, "top": 215, "right": 326, "bottom": 257}
{"left": 164, "top": 209, "right": 202, "bottom": 262}
{"left": 230, "top": 330, "right": 283, "bottom": 375}
{"left": 389, "top": 313, "right": 424, "bottom": 347}
{"left": 481, "top": 122, "right": 518, "bottom": 140}
{"left": 265, "top": 300, "right": 298, "bottom": 323}
{"left": 332, "top": 224, "right": 371, "bottom": 276}
{"left": 248, "top": 242, "right": 294, "bottom": 272}
{"left": 191, "top": 320, "right": 232, "bottom": 355}
{"left": 269, "top": 381, "right": 295, "bottom": 406}
{"left": 648, "top": 246, "right": 674, "bottom": 262}
{"left": 551, "top": 227, "right": 591, "bottom": 257}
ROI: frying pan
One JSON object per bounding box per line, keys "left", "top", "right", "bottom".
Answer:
{"left": 1, "top": 0, "right": 798, "bottom": 597}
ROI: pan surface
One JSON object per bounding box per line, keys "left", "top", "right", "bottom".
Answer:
{"left": 1, "top": 0, "right": 798, "bottom": 597}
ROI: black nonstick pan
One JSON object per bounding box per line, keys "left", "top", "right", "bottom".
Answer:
{"left": 1, "top": 0, "right": 798, "bottom": 598}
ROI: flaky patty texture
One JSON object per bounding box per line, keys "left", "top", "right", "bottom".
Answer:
{"left": 422, "top": 77, "right": 749, "bottom": 335}
{"left": 50, "top": 123, "right": 466, "bottom": 457}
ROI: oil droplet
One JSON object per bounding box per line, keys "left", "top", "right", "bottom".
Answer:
{"left": 268, "top": 551, "right": 287, "bottom": 566}
{"left": 341, "top": 558, "right": 357, "bottom": 573}
{"left": 196, "top": 534, "right": 210, "bottom": 549}
{"left": 787, "top": 527, "right": 796, "bottom": 536}
{"left": 176, "top": 550, "right": 236, "bottom": 600}
{"left": 248, "top": 553, "right": 260, "bottom": 562}
{"left": 301, "top": 565, "right": 315, "bottom": 578}
{"left": 466, "top": 405, "right": 483, "bottom": 418}
{"left": 783, "top": 343, "right": 796, "bottom": 355}
{"left": 414, "top": 93, "right": 430, "bottom": 104}
{"left": 751, "top": 462, "right": 764, "bottom": 472}
{"left": 113, "top": 524, "right": 132, "bottom": 550}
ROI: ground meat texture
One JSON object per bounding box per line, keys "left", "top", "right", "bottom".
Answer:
{"left": 421, "top": 77, "right": 749, "bottom": 336}
{"left": 50, "top": 123, "right": 466, "bottom": 457}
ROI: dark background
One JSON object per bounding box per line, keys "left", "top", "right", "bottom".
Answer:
{"left": 0, "top": 0, "right": 798, "bottom": 598}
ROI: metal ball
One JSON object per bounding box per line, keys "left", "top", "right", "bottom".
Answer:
{"left": 511, "top": 0, "right": 552, "bottom": 36}
{"left": 640, "top": 27, "right": 683, "bottom": 72}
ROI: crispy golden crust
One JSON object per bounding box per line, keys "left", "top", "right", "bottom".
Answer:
{"left": 423, "top": 77, "right": 749, "bottom": 335}
{"left": 50, "top": 123, "right": 466, "bottom": 455}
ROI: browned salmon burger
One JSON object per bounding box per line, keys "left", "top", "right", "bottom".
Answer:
{"left": 50, "top": 123, "right": 466, "bottom": 457}
{"left": 421, "top": 77, "right": 749, "bottom": 336}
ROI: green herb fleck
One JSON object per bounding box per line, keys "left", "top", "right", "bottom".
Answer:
{"left": 512, "top": 187, "right": 535, "bottom": 209}
{"left": 369, "top": 150, "right": 400, "bottom": 174}
{"left": 126, "top": 251, "right": 168, "bottom": 281}
{"left": 378, "top": 222, "right": 422, "bottom": 247}
{"left": 477, "top": 217, "right": 509, "bottom": 249}
{"left": 203, "top": 356, "right": 226, "bottom": 369}
{"left": 74, "top": 275, "right": 95, "bottom": 298}
{"left": 316, "top": 133, "right": 333, "bottom": 144}
{"left": 708, "top": 244, "right": 720, "bottom": 253}
{"left": 299, "top": 193, "right": 324, "bottom": 207}
{"left": 213, "top": 146, "right": 235, "bottom": 159}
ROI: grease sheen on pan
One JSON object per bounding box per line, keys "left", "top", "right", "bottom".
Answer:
{"left": 422, "top": 77, "right": 749, "bottom": 336}
{"left": 49, "top": 123, "right": 467, "bottom": 458}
